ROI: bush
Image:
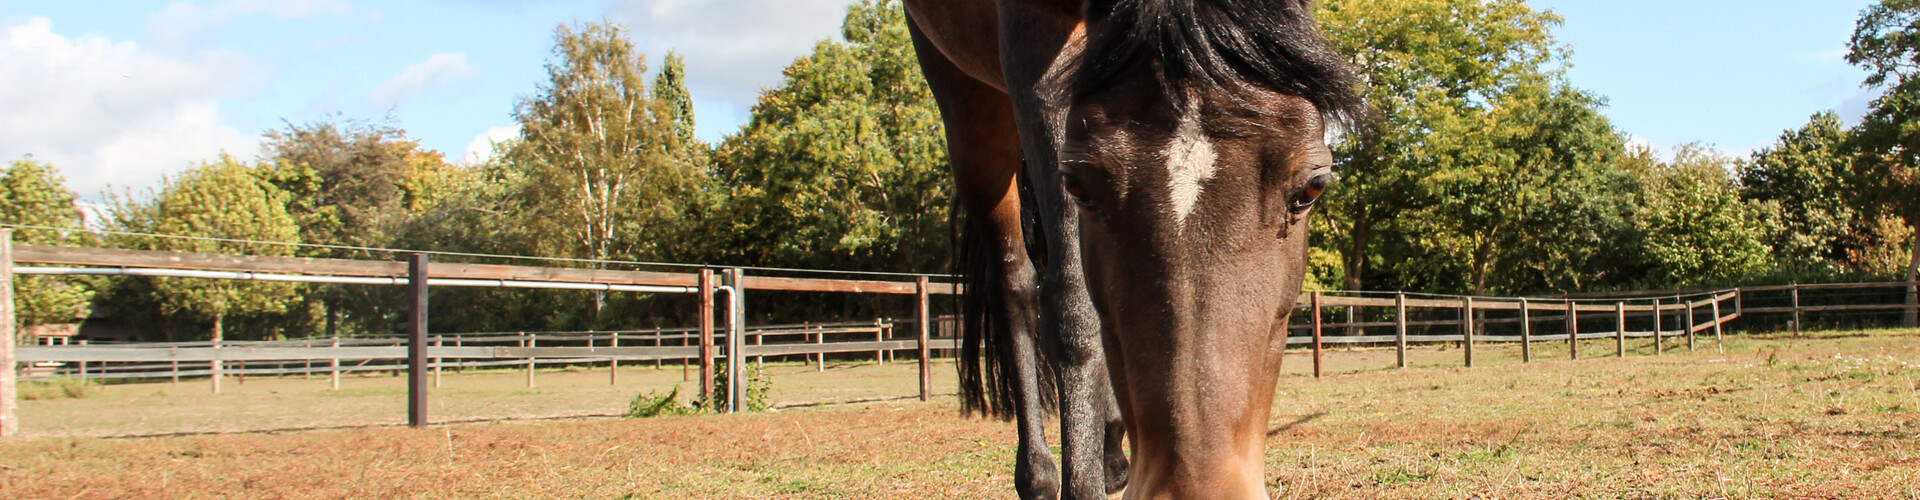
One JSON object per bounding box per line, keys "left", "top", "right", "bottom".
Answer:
{"left": 626, "top": 386, "right": 700, "bottom": 418}
{"left": 704, "top": 362, "right": 773, "bottom": 412}
{"left": 626, "top": 362, "right": 775, "bottom": 418}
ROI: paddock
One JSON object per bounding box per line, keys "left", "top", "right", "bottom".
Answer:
{"left": 3, "top": 329, "right": 1915, "bottom": 498}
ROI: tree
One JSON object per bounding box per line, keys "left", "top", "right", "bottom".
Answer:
{"left": 1847, "top": 0, "right": 1920, "bottom": 326}
{"left": 1315, "top": 0, "right": 1569, "bottom": 292}
{"left": 1420, "top": 86, "right": 1635, "bottom": 295}
{"left": 109, "top": 156, "right": 303, "bottom": 392}
{"left": 0, "top": 157, "right": 95, "bottom": 331}
{"left": 1740, "top": 111, "right": 1869, "bottom": 275}
{"left": 708, "top": 0, "right": 949, "bottom": 274}
{"left": 1630, "top": 144, "right": 1773, "bottom": 286}
{"left": 506, "top": 20, "right": 704, "bottom": 319}
{"left": 259, "top": 119, "right": 449, "bottom": 336}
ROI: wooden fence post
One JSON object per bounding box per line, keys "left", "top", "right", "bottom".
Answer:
{"left": 1711, "top": 294, "right": 1725, "bottom": 353}
{"left": 1907, "top": 272, "right": 1918, "bottom": 328}
{"left": 407, "top": 253, "right": 429, "bottom": 428}
{"left": 654, "top": 328, "right": 663, "bottom": 370}
{"left": 815, "top": 325, "right": 825, "bottom": 373}
{"left": 1394, "top": 292, "right": 1407, "bottom": 369}
{"left": 1519, "top": 297, "right": 1531, "bottom": 363}
{"left": 1615, "top": 302, "right": 1627, "bottom": 358}
{"left": 1685, "top": 298, "right": 1697, "bottom": 352}
{"left": 1, "top": 228, "right": 16, "bottom": 438}
{"left": 1462, "top": 297, "right": 1475, "bottom": 368}
{"left": 78, "top": 340, "right": 88, "bottom": 384}
{"left": 1311, "top": 291, "right": 1323, "bottom": 379}
{"left": 432, "top": 336, "right": 442, "bottom": 389}
{"left": 875, "top": 318, "right": 885, "bottom": 366}
{"left": 610, "top": 331, "right": 620, "bottom": 386}
{"left": 1567, "top": 295, "right": 1579, "bottom": 360}
{"left": 917, "top": 276, "right": 931, "bottom": 402}
{"left": 698, "top": 270, "right": 715, "bottom": 408}
{"left": 1790, "top": 284, "right": 1802, "bottom": 335}
{"left": 329, "top": 336, "right": 340, "bottom": 390}
{"left": 1652, "top": 298, "right": 1663, "bottom": 355}
{"left": 523, "top": 332, "right": 535, "bottom": 388}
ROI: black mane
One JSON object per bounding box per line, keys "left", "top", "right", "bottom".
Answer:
{"left": 1077, "top": 0, "right": 1368, "bottom": 125}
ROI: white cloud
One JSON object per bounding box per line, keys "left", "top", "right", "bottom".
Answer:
{"left": 370, "top": 52, "right": 477, "bottom": 108}
{"left": 608, "top": 0, "right": 856, "bottom": 133}
{"left": 462, "top": 124, "right": 520, "bottom": 164}
{"left": 0, "top": 17, "right": 258, "bottom": 201}
{"left": 144, "top": 0, "right": 358, "bottom": 50}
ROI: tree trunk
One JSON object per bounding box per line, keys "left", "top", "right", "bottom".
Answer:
{"left": 210, "top": 314, "right": 223, "bottom": 395}
{"left": 1905, "top": 229, "right": 1917, "bottom": 328}
{"left": 1344, "top": 219, "right": 1373, "bottom": 292}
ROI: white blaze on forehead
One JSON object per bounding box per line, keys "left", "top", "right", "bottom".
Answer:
{"left": 1163, "top": 108, "right": 1218, "bottom": 226}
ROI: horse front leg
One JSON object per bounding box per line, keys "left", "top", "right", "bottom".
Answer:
{"left": 1035, "top": 200, "right": 1126, "bottom": 500}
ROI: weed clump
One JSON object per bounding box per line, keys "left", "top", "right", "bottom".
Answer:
{"left": 19, "top": 378, "right": 97, "bottom": 401}
{"left": 625, "top": 363, "right": 774, "bottom": 418}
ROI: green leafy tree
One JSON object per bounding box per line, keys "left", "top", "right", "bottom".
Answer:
{"left": 1315, "top": 0, "right": 1569, "bottom": 292}
{"left": 1740, "top": 111, "right": 1869, "bottom": 275}
{"left": 1630, "top": 144, "right": 1772, "bottom": 286}
{"left": 258, "top": 119, "right": 448, "bottom": 336}
{"left": 506, "top": 20, "right": 705, "bottom": 320}
{"left": 708, "top": 0, "right": 949, "bottom": 273}
{"left": 1420, "top": 86, "right": 1635, "bottom": 295}
{"left": 1847, "top": 0, "right": 1920, "bottom": 325}
{"left": 0, "top": 157, "right": 95, "bottom": 330}
{"left": 109, "top": 156, "right": 304, "bottom": 342}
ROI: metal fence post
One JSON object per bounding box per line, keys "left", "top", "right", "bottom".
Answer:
{"left": 1395, "top": 292, "right": 1407, "bottom": 369}
{"left": 723, "top": 268, "right": 746, "bottom": 413}
{"left": 407, "top": 253, "right": 429, "bottom": 428}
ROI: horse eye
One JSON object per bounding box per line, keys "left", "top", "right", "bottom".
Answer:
{"left": 1290, "top": 170, "right": 1336, "bottom": 212}
{"left": 1061, "top": 169, "right": 1096, "bottom": 209}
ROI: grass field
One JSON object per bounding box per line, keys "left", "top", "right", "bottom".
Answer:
{"left": 2, "top": 329, "right": 1917, "bottom": 499}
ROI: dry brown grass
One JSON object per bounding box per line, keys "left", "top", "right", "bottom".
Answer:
{"left": 1, "top": 330, "right": 1916, "bottom": 499}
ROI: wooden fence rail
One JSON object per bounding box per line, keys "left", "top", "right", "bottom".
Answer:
{"left": 1, "top": 238, "right": 1913, "bottom": 437}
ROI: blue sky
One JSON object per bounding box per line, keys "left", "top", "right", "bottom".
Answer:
{"left": 0, "top": 0, "right": 1887, "bottom": 203}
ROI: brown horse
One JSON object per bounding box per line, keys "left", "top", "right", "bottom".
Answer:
{"left": 903, "top": 0, "right": 1365, "bottom": 498}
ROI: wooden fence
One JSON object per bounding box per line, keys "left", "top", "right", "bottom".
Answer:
{"left": 1281, "top": 290, "right": 1743, "bottom": 377}
{"left": 16, "top": 320, "right": 957, "bottom": 385}
{"left": 0, "top": 235, "right": 956, "bottom": 435}
{"left": 0, "top": 234, "right": 1913, "bottom": 437}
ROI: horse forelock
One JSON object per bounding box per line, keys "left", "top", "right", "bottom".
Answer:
{"left": 1075, "top": 0, "right": 1368, "bottom": 127}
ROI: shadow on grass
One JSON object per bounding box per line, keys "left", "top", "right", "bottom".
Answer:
{"left": 1267, "top": 410, "right": 1328, "bottom": 437}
